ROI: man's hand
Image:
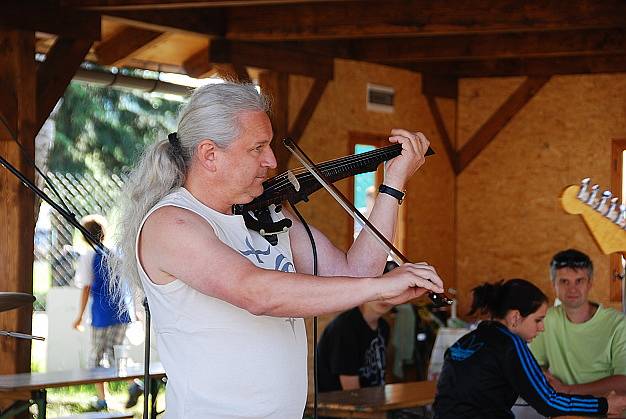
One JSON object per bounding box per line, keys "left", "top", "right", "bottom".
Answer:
{"left": 606, "top": 391, "right": 626, "bottom": 417}
{"left": 383, "top": 129, "right": 430, "bottom": 190}
{"left": 377, "top": 262, "right": 443, "bottom": 305}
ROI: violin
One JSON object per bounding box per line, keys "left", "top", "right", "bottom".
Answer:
{"left": 232, "top": 141, "right": 434, "bottom": 245}
{"left": 282, "top": 138, "right": 452, "bottom": 307}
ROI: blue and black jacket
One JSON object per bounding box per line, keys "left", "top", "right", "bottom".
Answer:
{"left": 433, "top": 321, "right": 607, "bottom": 419}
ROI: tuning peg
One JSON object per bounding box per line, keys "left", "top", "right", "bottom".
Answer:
{"left": 606, "top": 197, "right": 620, "bottom": 218}
{"left": 596, "top": 191, "right": 612, "bottom": 213}
{"left": 585, "top": 184, "right": 600, "bottom": 206}
{"left": 577, "top": 178, "right": 591, "bottom": 200}
{"left": 615, "top": 204, "right": 626, "bottom": 226}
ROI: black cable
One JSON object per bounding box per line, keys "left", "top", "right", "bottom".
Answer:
{"left": 289, "top": 203, "right": 318, "bottom": 419}
{"left": 143, "top": 298, "right": 151, "bottom": 419}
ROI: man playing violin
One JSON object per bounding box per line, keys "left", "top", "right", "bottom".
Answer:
{"left": 109, "top": 82, "right": 443, "bottom": 418}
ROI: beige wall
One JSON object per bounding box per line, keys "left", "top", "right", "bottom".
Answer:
{"left": 456, "top": 74, "right": 626, "bottom": 315}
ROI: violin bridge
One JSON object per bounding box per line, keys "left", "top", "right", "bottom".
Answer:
{"left": 287, "top": 170, "right": 301, "bottom": 192}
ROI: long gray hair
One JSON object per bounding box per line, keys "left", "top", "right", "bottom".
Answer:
{"left": 109, "top": 82, "right": 270, "bottom": 310}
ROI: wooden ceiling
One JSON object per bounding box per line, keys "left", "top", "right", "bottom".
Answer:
{"left": 4, "top": 0, "right": 626, "bottom": 81}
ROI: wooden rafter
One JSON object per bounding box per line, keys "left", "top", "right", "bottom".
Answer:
{"left": 1, "top": 1, "right": 101, "bottom": 40}
{"left": 223, "top": 0, "right": 626, "bottom": 40}
{"left": 456, "top": 76, "right": 551, "bottom": 173}
{"left": 63, "top": 0, "right": 349, "bottom": 10}
{"left": 95, "top": 26, "right": 162, "bottom": 66}
{"left": 404, "top": 55, "right": 626, "bottom": 78}
{"left": 425, "top": 96, "right": 457, "bottom": 174}
{"left": 288, "top": 78, "right": 328, "bottom": 142}
{"left": 267, "top": 28, "right": 626, "bottom": 63}
{"left": 36, "top": 37, "right": 93, "bottom": 134}
{"left": 209, "top": 39, "right": 334, "bottom": 80}
{"left": 104, "top": 8, "right": 225, "bottom": 36}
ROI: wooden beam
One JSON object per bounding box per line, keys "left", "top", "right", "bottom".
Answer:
{"left": 65, "top": 0, "right": 349, "bottom": 10}
{"left": 104, "top": 8, "right": 225, "bottom": 36}
{"left": 0, "top": 30, "right": 36, "bottom": 377}
{"left": 0, "top": 33, "right": 18, "bottom": 140}
{"left": 421, "top": 74, "right": 457, "bottom": 99}
{"left": 37, "top": 37, "right": 93, "bottom": 135}
{"left": 425, "top": 95, "right": 457, "bottom": 174}
{"left": 288, "top": 78, "right": 328, "bottom": 142}
{"left": 276, "top": 28, "right": 626, "bottom": 62}
{"left": 1, "top": 1, "right": 101, "bottom": 40}
{"left": 258, "top": 71, "right": 290, "bottom": 174}
{"left": 209, "top": 39, "right": 334, "bottom": 80}
{"left": 457, "top": 76, "right": 550, "bottom": 173}
{"left": 182, "top": 47, "right": 213, "bottom": 78}
{"left": 404, "top": 54, "right": 626, "bottom": 78}
{"left": 224, "top": 0, "right": 626, "bottom": 40}
{"left": 95, "top": 26, "right": 162, "bottom": 66}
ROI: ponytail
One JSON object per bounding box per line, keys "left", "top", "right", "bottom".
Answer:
{"left": 469, "top": 278, "right": 547, "bottom": 320}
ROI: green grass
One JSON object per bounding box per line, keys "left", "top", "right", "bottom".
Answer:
{"left": 31, "top": 381, "right": 165, "bottom": 418}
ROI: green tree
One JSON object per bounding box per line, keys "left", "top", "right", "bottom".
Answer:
{"left": 50, "top": 82, "right": 179, "bottom": 175}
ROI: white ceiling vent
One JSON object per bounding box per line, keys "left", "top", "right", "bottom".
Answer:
{"left": 366, "top": 83, "right": 395, "bottom": 113}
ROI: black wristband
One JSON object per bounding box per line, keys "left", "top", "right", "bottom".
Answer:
{"left": 378, "top": 184, "right": 405, "bottom": 204}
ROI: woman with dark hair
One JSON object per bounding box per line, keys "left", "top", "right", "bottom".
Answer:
{"left": 433, "top": 278, "right": 626, "bottom": 419}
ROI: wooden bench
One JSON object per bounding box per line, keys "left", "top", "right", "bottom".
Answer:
{"left": 55, "top": 412, "right": 134, "bottom": 419}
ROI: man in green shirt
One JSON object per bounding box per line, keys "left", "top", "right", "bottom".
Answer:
{"left": 529, "top": 249, "right": 626, "bottom": 396}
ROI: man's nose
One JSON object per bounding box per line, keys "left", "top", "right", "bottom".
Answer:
{"left": 263, "top": 147, "right": 277, "bottom": 169}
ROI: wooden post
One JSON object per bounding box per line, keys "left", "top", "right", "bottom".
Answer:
{"left": 0, "top": 30, "right": 37, "bottom": 378}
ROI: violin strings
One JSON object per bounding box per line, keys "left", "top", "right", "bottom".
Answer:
{"left": 259, "top": 144, "right": 402, "bottom": 196}
{"left": 262, "top": 144, "right": 400, "bottom": 194}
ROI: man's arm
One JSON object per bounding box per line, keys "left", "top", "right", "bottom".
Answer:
{"left": 139, "top": 205, "right": 443, "bottom": 318}
{"left": 339, "top": 375, "right": 360, "bottom": 390}
{"left": 287, "top": 130, "right": 431, "bottom": 278}
{"left": 547, "top": 373, "right": 626, "bottom": 396}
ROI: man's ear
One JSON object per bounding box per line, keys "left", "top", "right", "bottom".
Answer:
{"left": 196, "top": 140, "right": 217, "bottom": 171}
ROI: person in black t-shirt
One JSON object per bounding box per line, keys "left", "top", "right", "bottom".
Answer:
{"left": 318, "top": 261, "right": 399, "bottom": 392}
{"left": 317, "top": 301, "right": 392, "bottom": 392}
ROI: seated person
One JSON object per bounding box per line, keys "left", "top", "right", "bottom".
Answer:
{"left": 530, "top": 249, "right": 626, "bottom": 395}
{"left": 317, "top": 262, "right": 398, "bottom": 392}
{"left": 433, "top": 278, "right": 626, "bottom": 419}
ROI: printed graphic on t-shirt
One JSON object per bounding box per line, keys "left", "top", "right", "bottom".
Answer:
{"left": 238, "top": 236, "right": 298, "bottom": 337}
{"left": 358, "top": 331, "right": 386, "bottom": 387}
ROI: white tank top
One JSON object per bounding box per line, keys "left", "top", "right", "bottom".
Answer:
{"left": 136, "top": 187, "right": 307, "bottom": 418}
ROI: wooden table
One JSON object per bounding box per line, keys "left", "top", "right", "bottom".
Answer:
{"left": 0, "top": 363, "right": 165, "bottom": 419}
{"left": 306, "top": 381, "right": 437, "bottom": 419}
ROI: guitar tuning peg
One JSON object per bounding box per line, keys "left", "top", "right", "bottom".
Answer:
{"left": 606, "top": 197, "right": 620, "bottom": 218}
{"left": 578, "top": 178, "right": 591, "bottom": 200}
{"left": 615, "top": 204, "right": 626, "bottom": 226}
{"left": 585, "top": 184, "right": 600, "bottom": 206}
{"left": 595, "top": 190, "right": 612, "bottom": 213}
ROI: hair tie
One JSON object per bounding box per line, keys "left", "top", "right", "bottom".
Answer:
{"left": 168, "top": 132, "right": 183, "bottom": 155}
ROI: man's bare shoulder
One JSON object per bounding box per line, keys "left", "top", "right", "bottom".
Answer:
{"left": 142, "top": 205, "right": 215, "bottom": 241}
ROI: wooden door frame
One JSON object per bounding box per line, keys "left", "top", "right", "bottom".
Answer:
{"left": 610, "top": 139, "right": 626, "bottom": 305}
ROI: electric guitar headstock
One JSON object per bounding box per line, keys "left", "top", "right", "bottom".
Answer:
{"left": 561, "top": 178, "right": 626, "bottom": 255}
